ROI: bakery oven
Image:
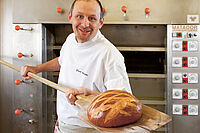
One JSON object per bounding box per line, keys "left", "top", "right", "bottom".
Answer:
{"left": 1, "top": 0, "right": 200, "bottom": 132}
{"left": 41, "top": 24, "right": 167, "bottom": 132}
{"left": 4, "top": 22, "right": 200, "bottom": 133}
{"left": 40, "top": 24, "right": 200, "bottom": 133}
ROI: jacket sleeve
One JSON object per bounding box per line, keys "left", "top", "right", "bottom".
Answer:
{"left": 104, "top": 52, "right": 132, "bottom": 94}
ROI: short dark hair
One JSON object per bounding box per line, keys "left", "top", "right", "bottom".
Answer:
{"left": 70, "top": 0, "right": 104, "bottom": 20}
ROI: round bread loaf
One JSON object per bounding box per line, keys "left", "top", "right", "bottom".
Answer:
{"left": 87, "top": 90, "right": 142, "bottom": 127}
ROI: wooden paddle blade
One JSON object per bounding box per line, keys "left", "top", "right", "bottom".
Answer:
{"left": 76, "top": 94, "right": 172, "bottom": 132}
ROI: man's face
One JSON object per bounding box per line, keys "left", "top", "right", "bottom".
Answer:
{"left": 68, "top": 0, "right": 104, "bottom": 43}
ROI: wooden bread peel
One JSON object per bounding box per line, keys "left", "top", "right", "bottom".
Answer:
{"left": 76, "top": 95, "right": 172, "bottom": 133}
{"left": 0, "top": 59, "right": 172, "bottom": 132}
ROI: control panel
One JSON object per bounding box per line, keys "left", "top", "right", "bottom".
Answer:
{"left": 172, "top": 57, "right": 198, "bottom": 68}
{"left": 172, "top": 88, "right": 198, "bottom": 100}
{"left": 172, "top": 73, "right": 198, "bottom": 84}
{"left": 167, "top": 25, "right": 200, "bottom": 133}
{"left": 173, "top": 104, "right": 198, "bottom": 116}
{"left": 172, "top": 40, "right": 198, "bottom": 52}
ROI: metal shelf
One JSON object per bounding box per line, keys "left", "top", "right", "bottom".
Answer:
{"left": 140, "top": 100, "right": 166, "bottom": 105}
{"left": 128, "top": 73, "right": 166, "bottom": 78}
{"left": 117, "top": 47, "right": 166, "bottom": 51}
{"left": 53, "top": 72, "right": 59, "bottom": 76}
{"left": 53, "top": 46, "right": 166, "bottom": 52}
{"left": 53, "top": 46, "right": 61, "bottom": 50}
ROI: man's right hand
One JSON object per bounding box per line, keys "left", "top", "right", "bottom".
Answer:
{"left": 20, "top": 65, "right": 39, "bottom": 80}
{"left": 20, "top": 57, "right": 61, "bottom": 80}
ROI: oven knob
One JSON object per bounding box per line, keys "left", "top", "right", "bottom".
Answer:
{"left": 57, "top": 8, "right": 63, "bottom": 13}
{"left": 175, "top": 107, "right": 180, "bottom": 112}
{"left": 175, "top": 60, "right": 180, "bottom": 64}
{"left": 190, "top": 92, "right": 195, "bottom": 97}
{"left": 190, "top": 59, "right": 198, "bottom": 67}
{"left": 15, "top": 79, "right": 24, "bottom": 85}
{"left": 175, "top": 76, "right": 180, "bottom": 80}
{"left": 121, "top": 6, "right": 127, "bottom": 16}
{"left": 14, "top": 109, "right": 24, "bottom": 115}
{"left": 188, "top": 105, "right": 198, "bottom": 115}
{"left": 17, "top": 52, "right": 24, "bottom": 58}
{"left": 121, "top": 6, "right": 127, "bottom": 13}
{"left": 15, "top": 25, "right": 33, "bottom": 31}
{"left": 15, "top": 25, "right": 21, "bottom": 31}
{"left": 145, "top": 8, "right": 150, "bottom": 14}
{"left": 189, "top": 90, "right": 197, "bottom": 97}
{"left": 17, "top": 53, "right": 33, "bottom": 58}
{"left": 190, "top": 108, "right": 195, "bottom": 113}
{"left": 175, "top": 91, "right": 180, "bottom": 96}
{"left": 175, "top": 44, "right": 180, "bottom": 48}
{"left": 14, "top": 109, "right": 21, "bottom": 115}
{"left": 190, "top": 77, "right": 194, "bottom": 80}
{"left": 190, "top": 44, "right": 195, "bottom": 48}
{"left": 15, "top": 79, "right": 33, "bottom": 85}
{"left": 15, "top": 108, "right": 34, "bottom": 115}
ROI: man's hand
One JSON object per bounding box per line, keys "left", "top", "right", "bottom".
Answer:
{"left": 66, "top": 87, "right": 100, "bottom": 105}
{"left": 20, "top": 66, "right": 39, "bottom": 80}
{"left": 21, "top": 57, "right": 61, "bottom": 80}
{"left": 66, "top": 88, "right": 79, "bottom": 105}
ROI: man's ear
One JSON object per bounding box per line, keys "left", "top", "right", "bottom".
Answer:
{"left": 68, "top": 11, "right": 72, "bottom": 24}
{"left": 99, "top": 17, "right": 104, "bottom": 29}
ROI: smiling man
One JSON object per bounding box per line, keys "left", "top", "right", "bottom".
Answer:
{"left": 69, "top": 0, "right": 104, "bottom": 43}
{"left": 20, "top": 0, "right": 131, "bottom": 132}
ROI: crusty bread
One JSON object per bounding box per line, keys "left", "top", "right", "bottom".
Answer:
{"left": 87, "top": 90, "right": 142, "bottom": 127}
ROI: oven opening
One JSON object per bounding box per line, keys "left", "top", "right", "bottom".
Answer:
{"left": 122, "top": 51, "right": 165, "bottom": 74}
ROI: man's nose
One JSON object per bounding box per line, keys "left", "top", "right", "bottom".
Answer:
{"left": 82, "top": 18, "right": 89, "bottom": 27}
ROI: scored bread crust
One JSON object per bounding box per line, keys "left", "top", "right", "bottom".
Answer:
{"left": 87, "top": 90, "right": 142, "bottom": 127}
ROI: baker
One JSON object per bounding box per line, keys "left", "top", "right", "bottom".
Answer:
{"left": 20, "top": 0, "right": 132, "bottom": 132}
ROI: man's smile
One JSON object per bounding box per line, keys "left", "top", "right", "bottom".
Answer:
{"left": 79, "top": 28, "right": 91, "bottom": 34}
